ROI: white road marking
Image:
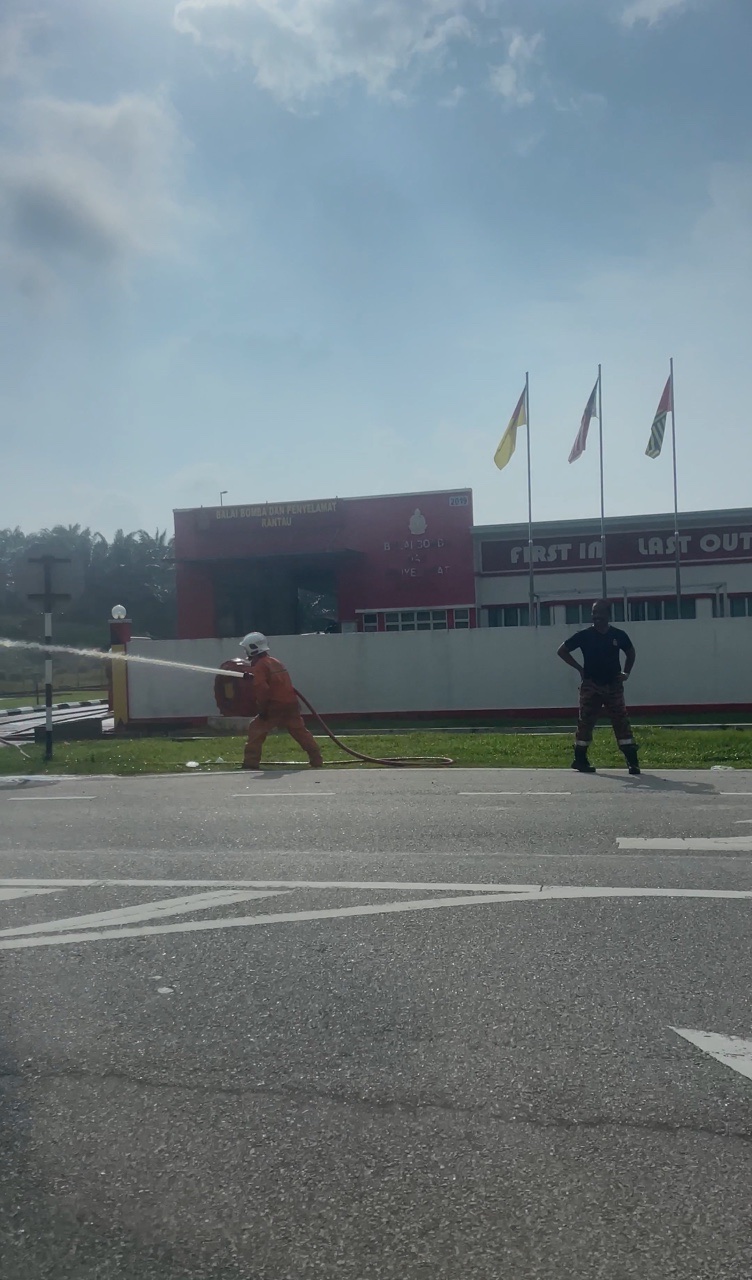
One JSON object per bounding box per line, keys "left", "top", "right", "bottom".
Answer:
{"left": 0, "top": 892, "right": 542, "bottom": 950}
{"left": 230, "top": 792, "right": 335, "bottom": 798}
{"left": 0, "top": 880, "right": 750, "bottom": 951}
{"left": 0, "top": 887, "right": 64, "bottom": 902}
{"left": 531, "top": 886, "right": 752, "bottom": 899}
{"left": 157, "top": 987, "right": 174, "bottom": 995}
{"left": 6, "top": 796, "right": 96, "bottom": 801}
{"left": 672, "top": 1028, "right": 752, "bottom": 1083}
{"left": 0, "top": 877, "right": 540, "bottom": 892}
{"left": 2, "top": 878, "right": 752, "bottom": 898}
{"left": 0, "top": 889, "right": 287, "bottom": 939}
{"left": 720, "top": 792, "right": 752, "bottom": 796}
{"left": 618, "top": 837, "right": 752, "bottom": 851}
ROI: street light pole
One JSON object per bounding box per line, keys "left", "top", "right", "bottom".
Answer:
{"left": 42, "top": 558, "right": 54, "bottom": 763}
{"left": 25, "top": 551, "right": 71, "bottom": 763}
{"left": 220, "top": 491, "right": 228, "bottom": 506}
{"left": 20, "top": 550, "right": 80, "bottom": 762}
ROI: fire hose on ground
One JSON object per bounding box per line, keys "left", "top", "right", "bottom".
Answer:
{"left": 214, "top": 661, "right": 454, "bottom": 767}
{"left": 293, "top": 688, "right": 453, "bottom": 768}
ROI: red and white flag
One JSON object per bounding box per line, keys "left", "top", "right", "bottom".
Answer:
{"left": 645, "top": 374, "right": 673, "bottom": 459}
{"left": 568, "top": 379, "right": 599, "bottom": 464}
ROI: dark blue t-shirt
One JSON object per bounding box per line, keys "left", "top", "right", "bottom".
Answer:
{"left": 564, "top": 626, "right": 633, "bottom": 684}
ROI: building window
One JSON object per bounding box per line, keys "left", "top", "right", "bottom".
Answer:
{"left": 360, "top": 609, "right": 469, "bottom": 631}
{"left": 663, "top": 597, "right": 697, "bottom": 620}
{"left": 564, "top": 601, "right": 625, "bottom": 626}
{"left": 488, "top": 606, "right": 528, "bottom": 628}
{"left": 488, "top": 605, "right": 551, "bottom": 628}
{"left": 630, "top": 598, "right": 697, "bottom": 622}
{"left": 730, "top": 595, "right": 752, "bottom": 618}
{"left": 383, "top": 609, "right": 447, "bottom": 632}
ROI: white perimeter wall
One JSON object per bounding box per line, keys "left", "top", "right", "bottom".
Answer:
{"left": 126, "top": 620, "right": 752, "bottom": 721}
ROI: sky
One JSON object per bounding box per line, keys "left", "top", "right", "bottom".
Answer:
{"left": 0, "top": 0, "right": 750, "bottom": 536}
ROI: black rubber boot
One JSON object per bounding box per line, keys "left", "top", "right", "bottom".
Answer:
{"left": 571, "top": 745, "right": 596, "bottom": 774}
{"left": 622, "top": 744, "right": 641, "bottom": 776}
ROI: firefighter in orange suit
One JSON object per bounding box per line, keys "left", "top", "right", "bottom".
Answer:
{"left": 240, "top": 632, "right": 324, "bottom": 771}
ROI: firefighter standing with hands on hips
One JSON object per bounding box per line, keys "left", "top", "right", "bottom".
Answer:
{"left": 239, "top": 632, "right": 323, "bottom": 771}
{"left": 557, "top": 601, "right": 640, "bottom": 775}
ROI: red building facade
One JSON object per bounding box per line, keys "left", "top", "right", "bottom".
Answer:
{"left": 174, "top": 489, "right": 477, "bottom": 639}
{"left": 175, "top": 491, "right": 752, "bottom": 639}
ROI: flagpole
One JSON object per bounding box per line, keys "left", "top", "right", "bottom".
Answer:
{"left": 669, "top": 356, "right": 682, "bottom": 615}
{"left": 597, "top": 363, "right": 607, "bottom": 599}
{"left": 525, "top": 371, "right": 536, "bottom": 627}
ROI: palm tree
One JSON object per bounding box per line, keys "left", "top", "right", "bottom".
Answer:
{"left": 0, "top": 524, "right": 177, "bottom": 641}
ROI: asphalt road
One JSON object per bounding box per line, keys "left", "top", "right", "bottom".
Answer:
{"left": 1, "top": 766, "right": 752, "bottom": 1279}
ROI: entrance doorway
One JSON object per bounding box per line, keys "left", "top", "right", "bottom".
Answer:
{"left": 213, "top": 556, "right": 340, "bottom": 636}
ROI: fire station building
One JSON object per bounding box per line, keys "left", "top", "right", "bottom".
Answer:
{"left": 174, "top": 490, "right": 752, "bottom": 639}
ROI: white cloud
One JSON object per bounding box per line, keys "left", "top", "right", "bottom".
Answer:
{"left": 173, "top": 0, "right": 480, "bottom": 103}
{"left": 0, "top": 93, "right": 186, "bottom": 292}
{"left": 621, "top": 0, "right": 692, "bottom": 28}
{"left": 489, "top": 30, "right": 542, "bottom": 107}
{"left": 0, "top": 15, "right": 37, "bottom": 81}
{"left": 0, "top": 18, "right": 28, "bottom": 79}
{"left": 439, "top": 84, "right": 465, "bottom": 108}
{"left": 0, "top": 10, "right": 57, "bottom": 87}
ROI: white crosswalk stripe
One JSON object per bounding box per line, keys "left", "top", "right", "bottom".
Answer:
{"left": 1, "top": 878, "right": 751, "bottom": 952}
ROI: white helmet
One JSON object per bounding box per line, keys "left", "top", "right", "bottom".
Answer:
{"left": 240, "top": 631, "right": 270, "bottom": 658}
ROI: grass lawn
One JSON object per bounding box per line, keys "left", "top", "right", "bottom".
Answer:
{"left": 2, "top": 727, "right": 752, "bottom": 775}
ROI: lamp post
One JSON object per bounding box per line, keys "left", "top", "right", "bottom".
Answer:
{"left": 109, "top": 604, "right": 130, "bottom": 644}
{"left": 108, "top": 605, "right": 131, "bottom": 728}
{"left": 220, "top": 491, "right": 228, "bottom": 506}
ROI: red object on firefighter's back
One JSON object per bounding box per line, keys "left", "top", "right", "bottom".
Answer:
{"left": 213, "top": 659, "right": 258, "bottom": 717}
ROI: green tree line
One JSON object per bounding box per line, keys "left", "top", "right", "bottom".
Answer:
{"left": 0, "top": 524, "right": 176, "bottom": 650}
